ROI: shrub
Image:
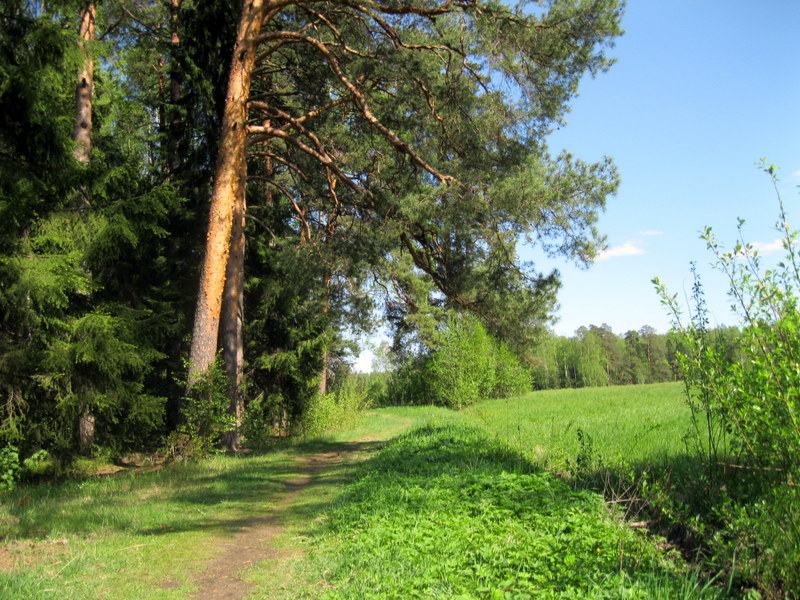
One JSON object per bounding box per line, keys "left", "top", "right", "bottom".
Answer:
{"left": 297, "top": 376, "right": 371, "bottom": 438}
{"left": 0, "top": 445, "right": 20, "bottom": 492}
{"left": 171, "top": 358, "right": 235, "bottom": 459}
{"left": 384, "top": 312, "right": 530, "bottom": 408}
{"left": 426, "top": 313, "right": 498, "bottom": 408}
{"left": 381, "top": 354, "right": 432, "bottom": 406}
{"left": 491, "top": 339, "right": 531, "bottom": 398}
{"left": 654, "top": 163, "right": 800, "bottom": 596}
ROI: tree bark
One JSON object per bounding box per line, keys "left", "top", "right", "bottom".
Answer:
{"left": 221, "top": 189, "right": 246, "bottom": 450}
{"left": 318, "top": 270, "right": 331, "bottom": 395}
{"left": 187, "top": 0, "right": 266, "bottom": 386}
{"left": 78, "top": 408, "right": 95, "bottom": 455}
{"left": 73, "top": 2, "right": 95, "bottom": 164}
{"left": 168, "top": 0, "right": 183, "bottom": 174}
{"left": 75, "top": 3, "right": 95, "bottom": 454}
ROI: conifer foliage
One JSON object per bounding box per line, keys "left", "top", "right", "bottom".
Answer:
{"left": 0, "top": 0, "right": 625, "bottom": 464}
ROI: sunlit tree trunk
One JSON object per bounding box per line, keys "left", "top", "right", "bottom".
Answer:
{"left": 187, "top": 0, "right": 266, "bottom": 386}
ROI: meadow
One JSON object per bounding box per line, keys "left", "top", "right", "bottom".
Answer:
{"left": 464, "top": 382, "right": 691, "bottom": 471}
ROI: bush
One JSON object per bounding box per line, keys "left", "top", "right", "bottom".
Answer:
{"left": 427, "top": 313, "right": 498, "bottom": 408}
{"left": 385, "top": 312, "right": 531, "bottom": 408}
{"left": 654, "top": 163, "right": 800, "bottom": 596}
{"left": 381, "top": 354, "right": 432, "bottom": 406}
{"left": 0, "top": 445, "right": 20, "bottom": 492}
{"left": 297, "top": 376, "right": 371, "bottom": 438}
{"left": 492, "top": 339, "right": 531, "bottom": 398}
{"left": 172, "top": 358, "right": 235, "bottom": 459}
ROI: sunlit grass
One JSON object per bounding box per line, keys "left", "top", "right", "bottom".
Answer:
{"left": 0, "top": 408, "right": 440, "bottom": 600}
{"left": 1, "top": 400, "right": 724, "bottom": 600}
{"left": 284, "top": 413, "right": 724, "bottom": 599}
{"left": 464, "top": 382, "right": 691, "bottom": 470}
{"left": 1, "top": 451, "right": 301, "bottom": 599}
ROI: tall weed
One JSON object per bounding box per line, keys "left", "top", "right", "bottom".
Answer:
{"left": 297, "top": 377, "right": 371, "bottom": 438}
{"left": 654, "top": 163, "right": 800, "bottom": 596}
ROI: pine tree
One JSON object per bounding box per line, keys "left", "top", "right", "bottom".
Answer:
{"left": 187, "top": 0, "right": 624, "bottom": 430}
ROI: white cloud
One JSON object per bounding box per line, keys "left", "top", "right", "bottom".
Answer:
{"left": 791, "top": 169, "right": 800, "bottom": 181}
{"left": 596, "top": 241, "right": 646, "bottom": 261}
{"left": 750, "top": 239, "right": 784, "bottom": 254}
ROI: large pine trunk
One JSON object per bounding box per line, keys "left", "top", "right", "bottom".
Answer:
{"left": 220, "top": 192, "right": 246, "bottom": 450}
{"left": 187, "top": 0, "right": 266, "bottom": 386}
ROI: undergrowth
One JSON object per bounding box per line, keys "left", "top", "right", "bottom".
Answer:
{"left": 298, "top": 417, "right": 725, "bottom": 599}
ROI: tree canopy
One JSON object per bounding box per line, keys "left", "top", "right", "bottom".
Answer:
{"left": 0, "top": 0, "right": 625, "bottom": 459}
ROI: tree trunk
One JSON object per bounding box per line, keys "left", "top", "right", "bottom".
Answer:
{"left": 75, "top": 3, "right": 95, "bottom": 453}
{"left": 318, "top": 271, "right": 331, "bottom": 395}
{"left": 73, "top": 2, "right": 95, "bottom": 164}
{"left": 221, "top": 190, "right": 246, "bottom": 450}
{"left": 187, "top": 0, "right": 266, "bottom": 386}
{"left": 318, "top": 349, "right": 329, "bottom": 395}
{"left": 78, "top": 408, "right": 95, "bottom": 455}
{"left": 168, "top": 0, "right": 183, "bottom": 174}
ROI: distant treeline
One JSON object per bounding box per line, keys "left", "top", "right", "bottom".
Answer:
{"left": 528, "top": 324, "right": 742, "bottom": 390}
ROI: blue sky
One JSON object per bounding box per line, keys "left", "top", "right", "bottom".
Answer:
{"left": 537, "top": 0, "right": 800, "bottom": 336}
{"left": 354, "top": 1, "right": 800, "bottom": 370}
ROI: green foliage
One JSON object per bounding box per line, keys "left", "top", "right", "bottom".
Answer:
{"left": 379, "top": 354, "right": 433, "bottom": 407}
{"left": 492, "top": 340, "right": 533, "bottom": 398}
{"left": 175, "top": 359, "right": 235, "bottom": 459}
{"left": 654, "top": 164, "right": 800, "bottom": 597}
{"left": 426, "top": 313, "right": 501, "bottom": 408}
{"left": 0, "top": 2, "right": 78, "bottom": 243}
{"left": 0, "top": 445, "right": 20, "bottom": 493}
{"left": 529, "top": 324, "right": 682, "bottom": 390}
{"left": 385, "top": 313, "right": 531, "bottom": 408}
{"left": 297, "top": 377, "right": 372, "bottom": 438}
{"left": 1, "top": 0, "right": 625, "bottom": 475}
{"left": 304, "top": 419, "right": 722, "bottom": 599}
{"left": 655, "top": 169, "right": 800, "bottom": 477}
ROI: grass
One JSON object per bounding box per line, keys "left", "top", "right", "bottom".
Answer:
{"left": 275, "top": 411, "right": 724, "bottom": 599}
{"left": 464, "top": 382, "right": 691, "bottom": 471}
{"left": 0, "top": 407, "right": 449, "bottom": 600}
{"left": 1, "top": 400, "right": 727, "bottom": 599}
{"left": 1, "top": 451, "right": 293, "bottom": 599}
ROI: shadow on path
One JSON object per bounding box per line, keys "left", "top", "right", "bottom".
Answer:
{"left": 181, "top": 439, "right": 388, "bottom": 600}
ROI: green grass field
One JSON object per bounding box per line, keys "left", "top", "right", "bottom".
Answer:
{"left": 1, "top": 394, "right": 728, "bottom": 599}
{"left": 465, "top": 382, "right": 692, "bottom": 471}
{"left": 0, "top": 407, "right": 451, "bottom": 600}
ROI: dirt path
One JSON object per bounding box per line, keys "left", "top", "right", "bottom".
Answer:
{"left": 184, "top": 414, "right": 414, "bottom": 600}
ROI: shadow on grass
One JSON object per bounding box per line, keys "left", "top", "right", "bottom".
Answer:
{"left": 286, "top": 421, "right": 728, "bottom": 599}
{"left": 1, "top": 439, "right": 385, "bottom": 541}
